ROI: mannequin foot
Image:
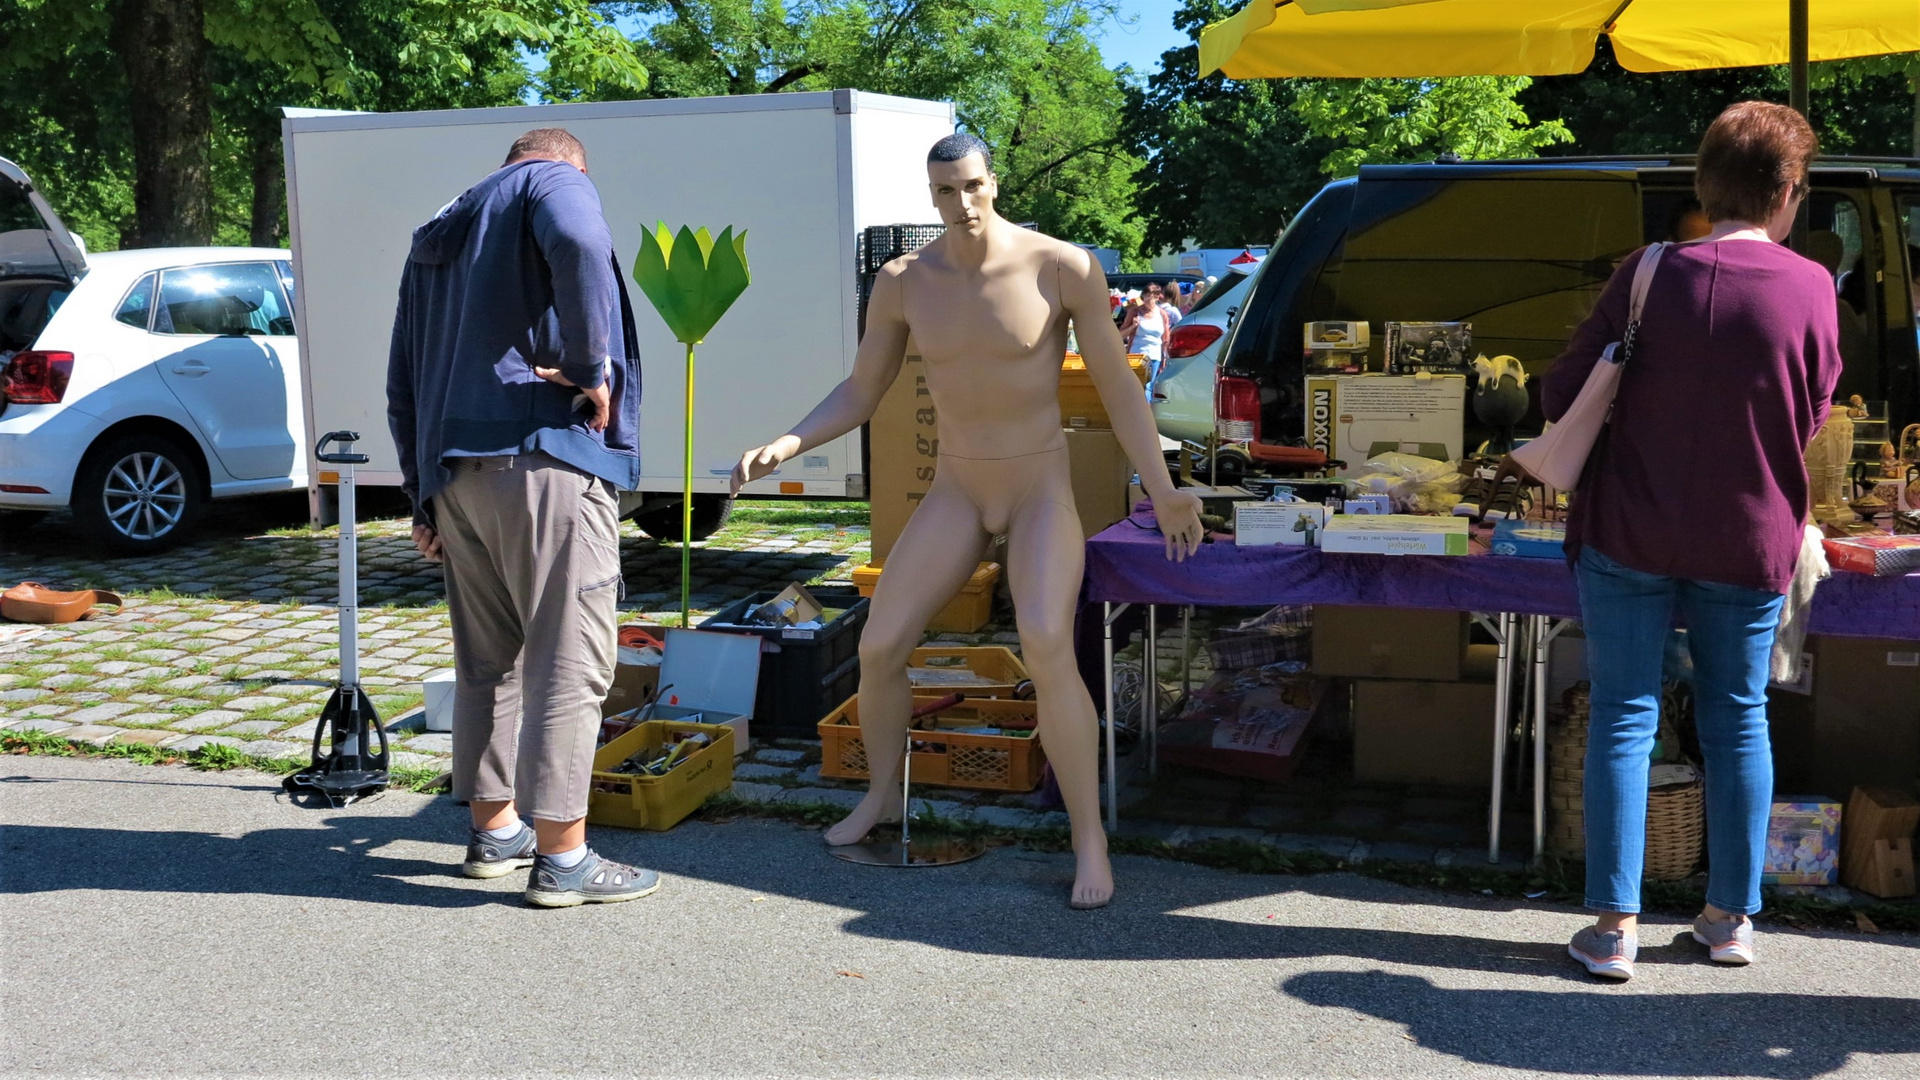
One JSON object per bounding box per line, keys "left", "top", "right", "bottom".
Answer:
{"left": 822, "top": 788, "right": 903, "bottom": 847}
{"left": 1067, "top": 825, "right": 1114, "bottom": 910}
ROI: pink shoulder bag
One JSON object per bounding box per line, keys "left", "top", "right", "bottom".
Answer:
{"left": 1509, "top": 243, "right": 1668, "bottom": 491}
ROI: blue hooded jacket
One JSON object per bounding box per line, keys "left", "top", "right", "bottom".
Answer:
{"left": 387, "top": 158, "right": 641, "bottom": 525}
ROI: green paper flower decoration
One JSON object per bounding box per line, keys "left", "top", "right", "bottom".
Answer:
{"left": 632, "top": 223, "right": 750, "bottom": 345}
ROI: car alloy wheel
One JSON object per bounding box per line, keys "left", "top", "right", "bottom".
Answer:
{"left": 100, "top": 451, "right": 188, "bottom": 541}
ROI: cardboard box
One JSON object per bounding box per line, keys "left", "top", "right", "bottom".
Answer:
{"left": 1302, "top": 373, "right": 1466, "bottom": 476}
{"left": 1064, "top": 426, "right": 1132, "bottom": 539}
{"left": 1312, "top": 605, "right": 1467, "bottom": 682}
{"left": 422, "top": 670, "right": 455, "bottom": 733}
{"left": 1490, "top": 519, "right": 1568, "bottom": 559}
{"left": 1353, "top": 679, "right": 1495, "bottom": 786}
{"left": 1235, "top": 502, "right": 1329, "bottom": 547}
{"left": 1805, "top": 635, "right": 1920, "bottom": 796}
{"left": 1763, "top": 798, "right": 1842, "bottom": 885}
{"left": 1320, "top": 514, "right": 1470, "bottom": 556}
{"left": 867, "top": 350, "right": 936, "bottom": 561}
{"left": 1841, "top": 786, "right": 1920, "bottom": 897}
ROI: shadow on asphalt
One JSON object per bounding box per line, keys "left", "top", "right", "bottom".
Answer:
{"left": 1283, "top": 970, "right": 1920, "bottom": 1078}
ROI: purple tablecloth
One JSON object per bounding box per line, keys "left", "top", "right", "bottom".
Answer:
{"left": 1084, "top": 513, "right": 1920, "bottom": 642}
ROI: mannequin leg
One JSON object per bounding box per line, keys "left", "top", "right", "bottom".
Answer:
{"left": 823, "top": 481, "right": 988, "bottom": 845}
{"left": 1005, "top": 492, "right": 1113, "bottom": 909}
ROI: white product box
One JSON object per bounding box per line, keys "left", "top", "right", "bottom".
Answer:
{"left": 423, "top": 670, "right": 455, "bottom": 733}
{"left": 1320, "top": 514, "right": 1470, "bottom": 556}
{"left": 1303, "top": 373, "right": 1466, "bottom": 476}
{"left": 1235, "top": 503, "right": 1330, "bottom": 547}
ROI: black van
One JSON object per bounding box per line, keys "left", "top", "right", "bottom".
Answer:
{"left": 1215, "top": 157, "right": 1920, "bottom": 450}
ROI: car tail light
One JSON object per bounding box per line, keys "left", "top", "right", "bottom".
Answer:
{"left": 1165, "top": 323, "right": 1223, "bottom": 359}
{"left": 3, "top": 351, "right": 74, "bottom": 404}
{"left": 1215, "top": 374, "right": 1261, "bottom": 443}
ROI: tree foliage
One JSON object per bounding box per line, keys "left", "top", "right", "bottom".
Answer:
{"left": 1296, "top": 76, "right": 1570, "bottom": 176}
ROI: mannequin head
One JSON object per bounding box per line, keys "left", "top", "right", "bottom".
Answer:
{"left": 927, "top": 134, "right": 999, "bottom": 235}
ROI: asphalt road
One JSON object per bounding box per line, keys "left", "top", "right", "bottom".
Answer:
{"left": 3, "top": 756, "right": 1917, "bottom": 1080}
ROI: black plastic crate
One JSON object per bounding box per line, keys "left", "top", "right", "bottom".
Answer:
{"left": 699, "top": 587, "right": 870, "bottom": 739}
{"left": 856, "top": 224, "right": 945, "bottom": 335}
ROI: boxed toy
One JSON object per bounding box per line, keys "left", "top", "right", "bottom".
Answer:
{"left": 1320, "top": 514, "right": 1470, "bottom": 556}
{"left": 1304, "top": 320, "right": 1370, "bottom": 373}
{"left": 1385, "top": 321, "right": 1472, "bottom": 374}
{"left": 1235, "top": 502, "right": 1329, "bottom": 547}
{"left": 1491, "top": 518, "right": 1568, "bottom": 558}
{"left": 1822, "top": 534, "right": 1920, "bottom": 576}
{"left": 1762, "top": 798, "right": 1843, "bottom": 885}
{"left": 1302, "top": 373, "right": 1467, "bottom": 476}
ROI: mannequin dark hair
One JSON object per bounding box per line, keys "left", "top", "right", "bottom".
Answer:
{"left": 928, "top": 133, "right": 993, "bottom": 172}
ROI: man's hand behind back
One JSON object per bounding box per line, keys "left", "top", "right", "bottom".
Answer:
{"left": 533, "top": 366, "right": 612, "bottom": 432}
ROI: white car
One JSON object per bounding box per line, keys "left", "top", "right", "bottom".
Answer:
{"left": 1150, "top": 262, "right": 1260, "bottom": 445}
{"left": 1, "top": 158, "right": 305, "bottom": 552}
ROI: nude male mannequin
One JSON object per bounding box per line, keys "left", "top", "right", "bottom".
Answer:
{"left": 733, "top": 134, "right": 1204, "bottom": 908}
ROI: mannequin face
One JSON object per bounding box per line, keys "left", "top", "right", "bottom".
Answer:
{"left": 928, "top": 154, "right": 999, "bottom": 235}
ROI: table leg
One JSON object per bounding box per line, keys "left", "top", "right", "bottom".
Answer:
{"left": 1145, "top": 604, "right": 1158, "bottom": 778}
{"left": 1102, "top": 602, "right": 1130, "bottom": 833}
{"left": 1531, "top": 616, "right": 1571, "bottom": 864}
{"left": 1482, "top": 612, "right": 1516, "bottom": 864}
{"left": 1180, "top": 605, "right": 1193, "bottom": 701}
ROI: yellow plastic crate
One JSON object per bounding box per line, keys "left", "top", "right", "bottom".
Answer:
{"left": 850, "top": 561, "right": 999, "bottom": 633}
{"left": 587, "top": 720, "right": 735, "bottom": 831}
{"left": 1059, "top": 353, "right": 1149, "bottom": 430}
{"left": 907, "top": 646, "right": 1030, "bottom": 696}
{"left": 819, "top": 694, "right": 1046, "bottom": 793}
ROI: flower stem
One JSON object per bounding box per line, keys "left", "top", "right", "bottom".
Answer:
{"left": 683, "top": 341, "right": 696, "bottom": 628}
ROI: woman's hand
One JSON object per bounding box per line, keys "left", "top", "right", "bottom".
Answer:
{"left": 1150, "top": 487, "right": 1206, "bottom": 561}
{"left": 731, "top": 434, "right": 802, "bottom": 495}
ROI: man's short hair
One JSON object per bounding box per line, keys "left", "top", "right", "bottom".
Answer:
{"left": 928, "top": 133, "right": 993, "bottom": 172}
{"left": 505, "top": 128, "right": 587, "bottom": 169}
{"left": 1694, "top": 102, "right": 1816, "bottom": 225}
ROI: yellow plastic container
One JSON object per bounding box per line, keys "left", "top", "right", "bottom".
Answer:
{"left": 819, "top": 694, "right": 1047, "bottom": 793}
{"left": 1058, "top": 353, "right": 1149, "bottom": 430}
{"left": 850, "top": 561, "right": 1000, "bottom": 633}
{"left": 907, "top": 646, "right": 1030, "bottom": 696}
{"left": 587, "top": 720, "right": 735, "bottom": 831}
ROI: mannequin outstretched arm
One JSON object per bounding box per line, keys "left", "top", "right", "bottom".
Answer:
{"left": 731, "top": 266, "right": 911, "bottom": 493}
{"left": 1058, "top": 247, "right": 1204, "bottom": 561}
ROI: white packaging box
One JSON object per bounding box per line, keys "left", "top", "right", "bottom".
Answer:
{"left": 1303, "top": 373, "right": 1466, "bottom": 476}
{"left": 422, "top": 670, "right": 455, "bottom": 733}
{"left": 1235, "top": 503, "right": 1329, "bottom": 547}
{"left": 1320, "top": 514, "right": 1470, "bottom": 556}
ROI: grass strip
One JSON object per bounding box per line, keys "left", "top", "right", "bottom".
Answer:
{"left": 0, "top": 729, "right": 445, "bottom": 793}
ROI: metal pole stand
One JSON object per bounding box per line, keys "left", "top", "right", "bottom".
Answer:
{"left": 830, "top": 730, "right": 987, "bottom": 867}
{"left": 284, "top": 430, "right": 391, "bottom": 808}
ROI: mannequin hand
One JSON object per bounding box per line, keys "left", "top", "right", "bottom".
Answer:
{"left": 1151, "top": 488, "right": 1205, "bottom": 561}
{"left": 731, "top": 435, "right": 801, "bottom": 495}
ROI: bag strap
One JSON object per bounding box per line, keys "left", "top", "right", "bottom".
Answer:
{"left": 1620, "top": 242, "right": 1667, "bottom": 363}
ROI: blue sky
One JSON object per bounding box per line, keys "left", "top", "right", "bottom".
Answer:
{"left": 1097, "top": 0, "right": 1190, "bottom": 76}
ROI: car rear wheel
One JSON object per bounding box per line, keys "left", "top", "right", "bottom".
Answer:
{"left": 630, "top": 494, "right": 734, "bottom": 542}
{"left": 73, "top": 434, "right": 205, "bottom": 554}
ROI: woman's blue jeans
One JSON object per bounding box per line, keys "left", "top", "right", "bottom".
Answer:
{"left": 1575, "top": 546, "right": 1784, "bottom": 916}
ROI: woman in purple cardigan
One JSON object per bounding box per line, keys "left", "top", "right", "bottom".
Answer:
{"left": 1542, "top": 102, "right": 1843, "bottom": 981}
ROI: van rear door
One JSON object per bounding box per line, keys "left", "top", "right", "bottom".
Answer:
{"left": 0, "top": 157, "right": 87, "bottom": 284}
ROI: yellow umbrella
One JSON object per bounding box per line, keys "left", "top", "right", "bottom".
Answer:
{"left": 1200, "top": 0, "right": 1920, "bottom": 81}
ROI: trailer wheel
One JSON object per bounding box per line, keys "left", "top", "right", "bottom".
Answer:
{"left": 631, "top": 494, "right": 734, "bottom": 542}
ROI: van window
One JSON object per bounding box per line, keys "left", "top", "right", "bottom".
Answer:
{"left": 1330, "top": 175, "right": 1642, "bottom": 367}
{"left": 154, "top": 262, "right": 295, "bottom": 336}
{"left": 115, "top": 272, "right": 157, "bottom": 330}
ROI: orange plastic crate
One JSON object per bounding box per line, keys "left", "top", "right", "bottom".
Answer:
{"left": 818, "top": 694, "right": 1046, "bottom": 793}
{"left": 906, "top": 646, "right": 1030, "bottom": 696}
{"left": 850, "top": 561, "right": 999, "bottom": 633}
{"left": 1059, "top": 353, "right": 1149, "bottom": 430}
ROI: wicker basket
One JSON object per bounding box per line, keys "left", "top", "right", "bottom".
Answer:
{"left": 1549, "top": 682, "right": 1703, "bottom": 879}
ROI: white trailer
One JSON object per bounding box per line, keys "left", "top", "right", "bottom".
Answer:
{"left": 281, "top": 90, "right": 954, "bottom": 530}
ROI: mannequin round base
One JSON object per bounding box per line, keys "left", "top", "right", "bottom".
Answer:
{"left": 829, "top": 836, "right": 989, "bottom": 867}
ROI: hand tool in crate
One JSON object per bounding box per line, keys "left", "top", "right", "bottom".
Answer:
{"left": 284, "top": 431, "right": 391, "bottom": 807}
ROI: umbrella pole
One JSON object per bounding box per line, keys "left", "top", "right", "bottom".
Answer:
{"left": 1788, "top": 0, "right": 1809, "bottom": 117}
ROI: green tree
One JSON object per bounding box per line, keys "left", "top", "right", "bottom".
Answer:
{"left": 1295, "top": 76, "right": 1570, "bottom": 177}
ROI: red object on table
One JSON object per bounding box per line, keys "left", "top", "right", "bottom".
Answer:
{"left": 1823, "top": 535, "right": 1920, "bottom": 577}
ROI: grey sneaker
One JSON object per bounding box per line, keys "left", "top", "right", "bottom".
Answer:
{"left": 524, "top": 848, "right": 661, "bottom": 908}
{"left": 1692, "top": 913, "right": 1756, "bottom": 965}
{"left": 463, "top": 824, "right": 537, "bottom": 879}
{"left": 1569, "top": 925, "right": 1637, "bottom": 980}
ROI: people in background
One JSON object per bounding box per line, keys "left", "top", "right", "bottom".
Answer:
{"left": 1543, "top": 101, "right": 1843, "bottom": 982}
{"left": 1120, "top": 282, "right": 1173, "bottom": 388}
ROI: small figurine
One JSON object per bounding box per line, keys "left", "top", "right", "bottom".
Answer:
{"left": 1845, "top": 394, "right": 1869, "bottom": 420}
{"left": 1883, "top": 442, "right": 1903, "bottom": 479}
